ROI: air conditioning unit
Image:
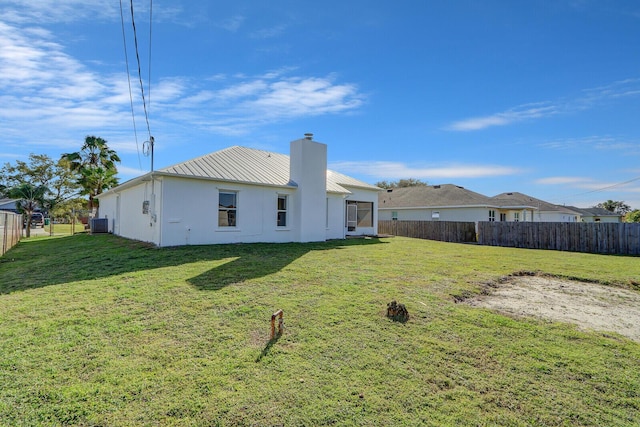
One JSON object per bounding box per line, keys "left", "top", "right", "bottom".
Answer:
{"left": 90, "top": 218, "right": 109, "bottom": 234}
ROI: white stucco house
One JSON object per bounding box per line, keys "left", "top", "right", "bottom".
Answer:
{"left": 378, "top": 184, "right": 538, "bottom": 223}
{"left": 378, "top": 185, "right": 618, "bottom": 223}
{"left": 97, "top": 135, "right": 381, "bottom": 247}
{"left": 562, "top": 206, "right": 622, "bottom": 223}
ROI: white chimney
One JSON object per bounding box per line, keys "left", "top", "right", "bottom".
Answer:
{"left": 290, "top": 133, "right": 327, "bottom": 242}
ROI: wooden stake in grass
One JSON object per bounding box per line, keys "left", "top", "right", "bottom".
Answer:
{"left": 270, "top": 309, "right": 284, "bottom": 339}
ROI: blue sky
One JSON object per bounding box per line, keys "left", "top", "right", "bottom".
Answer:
{"left": 1, "top": 0, "right": 639, "bottom": 209}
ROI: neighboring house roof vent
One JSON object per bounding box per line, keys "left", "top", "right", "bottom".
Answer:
{"left": 304, "top": 133, "right": 313, "bottom": 140}
{"left": 433, "top": 185, "right": 440, "bottom": 189}
{"left": 387, "top": 189, "right": 393, "bottom": 192}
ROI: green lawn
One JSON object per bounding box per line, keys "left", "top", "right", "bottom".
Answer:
{"left": 0, "top": 234, "right": 639, "bottom": 426}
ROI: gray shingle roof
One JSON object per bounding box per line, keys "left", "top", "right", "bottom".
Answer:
{"left": 158, "top": 146, "right": 380, "bottom": 193}
{"left": 379, "top": 184, "right": 495, "bottom": 208}
{"left": 490, "top": 192, "right": 563, "bottom": 211}
{"left": 564, "top": 206, "right": 622, "bottom": 217}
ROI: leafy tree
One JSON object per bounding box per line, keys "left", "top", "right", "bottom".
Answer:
{"left": 1, "top": 154, "right": 80, "bottom": 235}
{"left": 62, "top": 136, "right": 121, "bottom": 217}
{"left": 625, "top": 209, "right": 640, "bottom": 223}
{"left": 6, "top": 183, "right": 48, "bottom": 237}
{"left": 375, "top": 178, "right": 428, "bottom": 189}
{"left": 596, "top": 200, "right": 631, "bottom": 215}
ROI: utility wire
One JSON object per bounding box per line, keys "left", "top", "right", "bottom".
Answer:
{"left": 548, "top": 175, "right": 640, "bottom": 204}
{"left": 119, "top": 0, "right": 143, "bottom": 170}
{"left": 569, "top": 176, "right": 640, "bottom": 197}
{"left": 147, "top": 0, "right": 153, "bottom": 120}
{"left": 130, "top": 0, "right": 152, "bottom": 140}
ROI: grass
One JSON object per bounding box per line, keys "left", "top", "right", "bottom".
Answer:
{"left": 0, "top": 234, "right": 639, "bottom": 426}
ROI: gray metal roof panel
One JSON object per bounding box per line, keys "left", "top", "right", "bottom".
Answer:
{"left": 157, "top": 146, "right": 378, "bottom": 193}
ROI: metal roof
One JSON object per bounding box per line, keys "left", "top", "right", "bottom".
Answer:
{"left": 157, "top": 146, "right": 380, "bottom": 194}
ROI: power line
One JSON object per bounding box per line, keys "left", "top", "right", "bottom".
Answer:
{"left": 129, "top": 0, "right": 152, "bottom": 140}
{"left": 147, "top": 0, "right": 153, "bottom": 119}
{"left": 119, "top": 0, "right": 142, "bottom": 170}
{"left": 548, "top": 175, "right": 640, "bottom": 204}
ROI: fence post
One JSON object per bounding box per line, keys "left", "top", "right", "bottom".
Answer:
{"left": 270, "top": 309, "right": 284, "bottom": 339}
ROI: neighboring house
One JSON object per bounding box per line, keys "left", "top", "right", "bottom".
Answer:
{"left": 563, "top": 206, "right": 622, "bottom": 223}
{"left": 0, "top": 198, "right": 20, "bottom": 213}
{"left": 378, "top": 184, "right": 537, "bottom": 223}
{"left": 379, "top": 186, "right": 626, "bottom": 224}
{"left": 488, "top": 192, "right": 581, "bottom": 222}
{"left": 97, "top": 135, "right": 381, "bottom": 247}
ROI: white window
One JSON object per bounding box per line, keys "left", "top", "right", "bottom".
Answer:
{"left": 489, "top": 210, "right": 496, "bottom": 222}
{"left": 500, "top": 212, "right": 506, "bottom": 222}
{"left": 432, "top": 211, "right": 440, "bottom": 220}
{"left": 514, "top": 212, "right": 520, "bottom": 222}
{"left": 218, "top": 191, "right": 237, "bottom": 227}
{"left": 391, "top": 211, "right": 398, "bottom": 220}
{"left": 277, "top": 195, "right": 287, "bottom": 227}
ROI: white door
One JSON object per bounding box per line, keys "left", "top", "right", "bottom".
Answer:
{"left": 346, "top": 203, "right": 357, "bottom": 232}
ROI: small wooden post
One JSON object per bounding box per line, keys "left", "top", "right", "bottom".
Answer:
{"left": 270, "top": 309, "right": 284, "bottom": 339}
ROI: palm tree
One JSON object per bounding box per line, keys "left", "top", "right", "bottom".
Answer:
{"left": 7, "top": 183, "right": 48, "bottom": 238}
{"left": 62, "top": 136, "right": 121, "bottom": 217}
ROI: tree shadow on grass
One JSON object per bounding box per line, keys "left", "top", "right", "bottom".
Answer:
{"left": 0, "top": 234, "right": 386, "bottom": 294}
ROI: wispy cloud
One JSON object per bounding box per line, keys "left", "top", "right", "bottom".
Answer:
{"left": 446, "top": 79, "right": 640, "bottom": 131}
{"left": 250, "top": 24, "right": 287, "bottom": 39}
{"left": 329, "top": 161, "right": 522, "bottom": 180}
{"left": 217, "top": 15, "right": 245, "bottom": 32}
{"left": 536, "top": 175, "right": 640, "bottom": 193}
{"left": 447, "top": 103, "right": 558, "bottom": 131}
{"left": 538, "top": 135, "right": 640, "bottom": 155}
{"left": 163, "top": 73, "right": 365, "bottom": 135}
{"left": 0, "top": 13, "right": 365, "bottom": 149}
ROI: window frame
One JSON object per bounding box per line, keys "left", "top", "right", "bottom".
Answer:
{"left": 218, "top": 190, "right": 238, "bottom": 227}
{"left": 488, "top": 210, "right": 496, "bottom": 222}
{"left": 277, "top": 194, "right": 288, "bottom": 227}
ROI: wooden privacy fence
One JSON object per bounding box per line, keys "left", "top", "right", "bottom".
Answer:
{"left": 477, "top": 221, "right": 640, "bottom": 255}
{"left": 1, "top": 211, "right": 22, "bottom": 256}
{"left": 378, "top": 220, "right": 476, "bottom": 243}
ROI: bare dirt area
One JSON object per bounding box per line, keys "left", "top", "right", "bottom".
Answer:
{"left": 465, "top": 275, "right": 640, "bottom": 342}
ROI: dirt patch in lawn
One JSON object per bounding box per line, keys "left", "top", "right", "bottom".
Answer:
{"left": 465, "top": 275, "right": 640, "bottom": 342}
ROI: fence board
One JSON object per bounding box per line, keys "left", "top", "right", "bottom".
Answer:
{"left": 378, "top": 220, "right": 476, "bottom": 243}
{"left": 1, "top": 212, "right": 22, "bottom": 256}
{"left": 477, "top": 222, "right": 640, "bottom": 255}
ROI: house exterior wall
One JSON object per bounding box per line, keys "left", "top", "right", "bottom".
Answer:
{"left": 326, "top": 194, "right": 346, "bottom": 240}
{"left": 100, "top": 180, "right": 159, "bottom": 245}
{"left": 159, "top": 176, "right": 299, "bottom": 246}
{"left": 580, "top": 215, "right": 620, "bottom": 223}
{"left": 533, "top": 211, "right": 579, "bottom": 222}
{"left": 379, "top": 207, "right": 491, "bottom": 223}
